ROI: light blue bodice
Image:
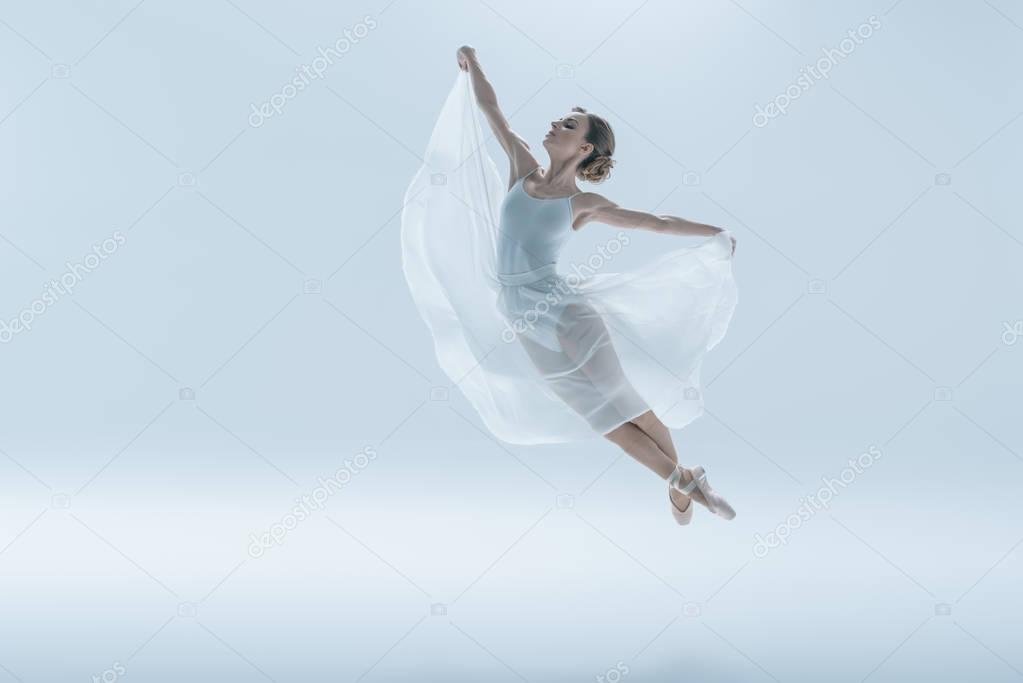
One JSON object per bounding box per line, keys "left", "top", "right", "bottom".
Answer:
{"left": 496, "top": 167, "right": 581, "bottom": 281}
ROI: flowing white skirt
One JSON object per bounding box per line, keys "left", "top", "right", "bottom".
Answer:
{"left": 400, "top": 70, "right": 738, "bottom": 445}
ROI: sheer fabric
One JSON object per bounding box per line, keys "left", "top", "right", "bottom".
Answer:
{"left": 400, "top": 70, "right": 738, "bottom": 444}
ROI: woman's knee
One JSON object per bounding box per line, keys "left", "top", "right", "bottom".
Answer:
{"left": 630, "top": 409, "right": 659, "bottom": 431}
{"left": 603, "top": 422, "right": 634, "bottom": 445}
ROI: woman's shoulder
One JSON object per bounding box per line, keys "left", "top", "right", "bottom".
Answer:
{"left": 569, "top": 190, "right": 616, "bottom": 231}
{"left": 570, "top": 189, "right": 613, "bottom": 206}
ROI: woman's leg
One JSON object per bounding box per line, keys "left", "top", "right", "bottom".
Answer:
{"left": 550, "top": 303, "right": 709, "bottom": 509}
{"left": 603, "top": 421, "right": 677, "bottom": 479}
{"left": 515, "top": 299, "right": 707, "bottom": 511}
{"left": 629, "top": 410, "right": 707, "bottom": 508}
{"left": 603, "top": 421, "right": 697, "bottom": 513}
{"left": 632, "top": 410, "right": 678, "bottom": 462}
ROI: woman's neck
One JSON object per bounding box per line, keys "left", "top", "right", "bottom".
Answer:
{"left": 539, "top": 160, "right": 579, "bottom": 191}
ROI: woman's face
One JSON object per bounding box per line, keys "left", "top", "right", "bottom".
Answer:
{"left": 543, "top": 113, "right": 591, "bottom": 157}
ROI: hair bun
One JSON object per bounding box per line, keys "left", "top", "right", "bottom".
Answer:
{"left": 580, "top": 155, "right": 615, "bottom": 183}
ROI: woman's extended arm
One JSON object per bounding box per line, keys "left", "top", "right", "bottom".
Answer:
{"left": 581, "top": 198, "right": 736, "bottom": 255}
{"left": 456, "top": 45, "right": 536, "bottom": 175}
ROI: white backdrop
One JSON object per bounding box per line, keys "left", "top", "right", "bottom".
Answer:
{"left": 1, "top": 1, "right": 1022, "bottom": 681}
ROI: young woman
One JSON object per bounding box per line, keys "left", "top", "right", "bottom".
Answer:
{"left": 400, "top": 46, "right": 739, "bottom": 524}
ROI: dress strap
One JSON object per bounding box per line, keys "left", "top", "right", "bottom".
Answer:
{"left": 525, "top": 166, "right": 541, "bottom": 179}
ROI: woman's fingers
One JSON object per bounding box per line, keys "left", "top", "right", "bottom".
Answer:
{"left": 456, "top": 44, "right": 477, "bottom": 70}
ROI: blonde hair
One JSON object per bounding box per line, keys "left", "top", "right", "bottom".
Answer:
{"left": 571, "top": 105, "right": 616, "bottom": 183}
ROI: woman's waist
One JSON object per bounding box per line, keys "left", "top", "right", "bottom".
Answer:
{"left": 495, "top": 262, "right": 559, "bottom": 286}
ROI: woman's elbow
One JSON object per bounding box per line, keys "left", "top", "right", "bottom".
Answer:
{"left": 646, "top": 216, "right": 670, "bottom": 233}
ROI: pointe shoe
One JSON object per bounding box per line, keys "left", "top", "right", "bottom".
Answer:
{"left": 668, "top": 464, "right": 736, "bottom": 520}
{"left": 669, "top": 489, "right": 693, "bottom": 525}
{"left": 667, "top": 466, "right": 698, "bottom": 526}
{"left": 690, "top": 465, "right": 736, "bottom": 520}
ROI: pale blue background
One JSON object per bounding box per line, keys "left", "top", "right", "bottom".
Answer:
{"left": 1, "top": 0, "right": 1022, "bottom": 681}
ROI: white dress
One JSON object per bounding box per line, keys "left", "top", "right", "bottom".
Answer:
{"left": 400, "top": 70, "right": 738, "bottom": 445}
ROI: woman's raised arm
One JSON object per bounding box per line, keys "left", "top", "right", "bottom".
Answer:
{"left": 456, "top": 45, "right": 537, "bottom": 178}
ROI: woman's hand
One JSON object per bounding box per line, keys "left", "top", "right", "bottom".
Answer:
{"left": 715, "top": 228, "right": 736, "bottom": 256}
{"left": 456, "top": 45, "right": 477, "bottom": 71}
